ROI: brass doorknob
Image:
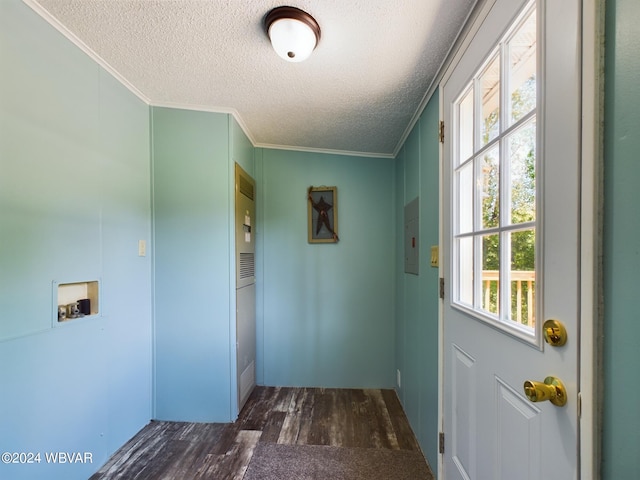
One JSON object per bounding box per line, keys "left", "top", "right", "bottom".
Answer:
{"left": 523, "top": 376, "right": 567, "bottom": 407}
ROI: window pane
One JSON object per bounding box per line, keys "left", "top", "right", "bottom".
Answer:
{"left": 507, "top": 119, "right": 536, "bottom": 225}
{"left": 508, "top": 10, "right": 537, "bottom": 125}
{"left": 459, "top": 87, "right": 474, "bottom": 163}
{"left": 481, "top": 234, "right": 500, "bottom": 316}
{"left": 481, "top": 146, "right": 500, "bottom": 229}
{"left": 458, "top": 163, "right": 473, "bottom": 234}
{"left": 509, "top": 229, "right": 535, "bottom": 328}
{"left": 480, "top": 53, "right": 500, "bottom": 146}
{"left": 458, "top": 236, "right": 473, "bottom": 306}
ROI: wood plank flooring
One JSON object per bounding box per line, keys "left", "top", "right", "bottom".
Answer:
{"left": 90, "top": 386, "right": 432, "bottom": 480}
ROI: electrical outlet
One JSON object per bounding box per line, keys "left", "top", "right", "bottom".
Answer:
{"left": 138, "top": 240, "right": 146, "bottom": 257}
{"left": 397, "top": 369, "right": 402, "bottom": 388}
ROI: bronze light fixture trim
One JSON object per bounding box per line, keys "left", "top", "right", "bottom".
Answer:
{"left": 265, "top": 6, "right": 321, "bottom": 62}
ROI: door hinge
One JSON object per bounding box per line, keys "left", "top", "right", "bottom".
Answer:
{"left": 439, "top": 277, "right": 445, "bottom": 299}
{"left": 439, "top": 120, "right": 445, "bottom": 143}
{"left": 439, "top": 432, "right": 445, "bottom": 454}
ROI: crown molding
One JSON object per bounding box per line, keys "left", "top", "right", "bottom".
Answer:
{"left": 253, "top": 142, "right": 395, "bottom": 160}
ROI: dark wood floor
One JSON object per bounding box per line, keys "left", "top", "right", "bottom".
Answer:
{"left": 90, "top": 386, "right": 432, "bottom": 479}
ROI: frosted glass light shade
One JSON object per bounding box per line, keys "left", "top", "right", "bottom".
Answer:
{"left": 269, "top": 18, "right": 316, "bottom": 62}
{"left": 265, "top": 7, "right": 320, "bottom": 63}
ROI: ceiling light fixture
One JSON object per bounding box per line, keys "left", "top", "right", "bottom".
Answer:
{"left": 265, "top": 6, "right": 321, "bottom": 63}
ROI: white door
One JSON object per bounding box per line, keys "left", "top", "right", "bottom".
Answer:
{"left": 441, "top": 0, "right": 581, "bottom": 479}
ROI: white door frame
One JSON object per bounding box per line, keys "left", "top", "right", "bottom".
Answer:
{"left": 578, "top": 0, "right": 605, "bottom": 478}
{"left": 436, "top": 0, "right": 604, "bottom": 478}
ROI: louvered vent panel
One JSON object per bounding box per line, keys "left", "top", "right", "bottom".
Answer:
{"left": 239, "top": 175, "right": 254, "bottom": 200}
{"left": 239, "top": 252, "right": 255, "bottom": 279}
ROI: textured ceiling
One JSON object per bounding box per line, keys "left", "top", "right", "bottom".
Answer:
{"left": 27, "top": 0, "right": 477, "bottom": 157}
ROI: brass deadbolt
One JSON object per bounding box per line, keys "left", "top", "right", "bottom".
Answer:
{"left": 543, "top": 319, "right": 568, "bottom": 347}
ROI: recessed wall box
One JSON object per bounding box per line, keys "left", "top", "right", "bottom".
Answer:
{"left": 54, "top": 280, "right": 99, "bottom": 324}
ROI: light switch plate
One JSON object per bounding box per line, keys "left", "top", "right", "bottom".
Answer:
{"left": 430, "top": 245, "right": 439, "bottom": 267}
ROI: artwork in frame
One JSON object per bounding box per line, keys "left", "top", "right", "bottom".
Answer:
{"left": 308, "top": 186, "right": 339, "bottom": 243}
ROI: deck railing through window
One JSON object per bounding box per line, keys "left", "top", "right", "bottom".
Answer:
{"left": 482, "top": 270, "right": 536, "bottom": 327}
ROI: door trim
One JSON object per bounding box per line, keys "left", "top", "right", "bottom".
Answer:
{"left": 436, "top": 0, "right": 603, "bottom": 478}
{"left": 579, "top": 0, "right": 605, "bottom": 478}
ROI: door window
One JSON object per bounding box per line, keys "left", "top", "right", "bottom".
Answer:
{"left": 453, "top": 2, "right": 537, "bottom": 338}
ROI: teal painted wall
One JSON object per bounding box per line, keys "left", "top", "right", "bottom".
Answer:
{"left": 152, "top": 107, "right": 237, "bottom": 422}
{"left": 230, "top": 117, "right": 255, "bottom": 176}
{"left": 398, "top": 123, "right": 421, "bottom": 434}
{"left": 256, "top": 149, "right": 396, "bottom": 388}
{"left": 394, "top": 147, "right": 406, "bottom": 394}
{"left": 602, "top": 0, "right": 640, "bottom": 477}
{"left": 0, "top": 1, "right": 153, "bottom": 479}
{"left": 416, "top": 92, "right": 440, "bottom": 468}
{"left": 394, "top": 91, "right": 440, "bottom": 470}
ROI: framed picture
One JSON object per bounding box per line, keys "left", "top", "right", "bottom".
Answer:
{"left": 308, "top": 186, "right": 339, "bottom": 243}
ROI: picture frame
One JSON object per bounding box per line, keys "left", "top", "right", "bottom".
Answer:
{"left": 308, "top": 186, "right": 339, "bottom": 243}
